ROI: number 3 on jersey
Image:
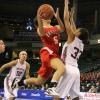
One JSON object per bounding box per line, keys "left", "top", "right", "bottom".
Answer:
{"left": 71, "top": 47, "right": 82, "bottom": 59}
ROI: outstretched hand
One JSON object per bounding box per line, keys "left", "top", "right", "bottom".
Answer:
{"left": 70, "top": 7, "right": 75, "bottom": 17}
{"left": 54, "top": 8, "right": 60, "bottom": 19}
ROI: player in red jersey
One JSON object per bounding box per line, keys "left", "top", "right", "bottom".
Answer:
{"left": 24, "top": 8, "right": 65, "bottom": 95}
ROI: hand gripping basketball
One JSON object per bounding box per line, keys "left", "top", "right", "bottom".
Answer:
{"left": 38, "top": 4, "right": 54, "bottom": 20}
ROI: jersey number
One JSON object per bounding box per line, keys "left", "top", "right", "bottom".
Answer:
{"left": 16, "top": 71, "right": 22, "bottom": 76}
{"left": 53, "top": 36, "right": 58, "bottom": 44}
{"left": 71, "top": 47, "right": 82, "bottom": 59}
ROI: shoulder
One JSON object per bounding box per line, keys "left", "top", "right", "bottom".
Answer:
{"left": 26, "top": 62, "right": 30, "bottom": 68}
{"left": 75, "top": 37, "right": 83, "bottom": 44}
{"left": 11, "top": 59, "right": 18, "bottom": 64}
{"left": 67, "top": 36, "right": 80, "bottom": 44}
{"left": 37, "top": 27, "right": 46, "bottom": 37}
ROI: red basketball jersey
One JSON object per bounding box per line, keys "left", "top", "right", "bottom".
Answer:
{"left": 41, "top": 26, "right": 60, "bottom": 54}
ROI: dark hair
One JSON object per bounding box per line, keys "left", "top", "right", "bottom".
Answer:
{"left": 78, "top": 28, "right": 89, "bottom": 44}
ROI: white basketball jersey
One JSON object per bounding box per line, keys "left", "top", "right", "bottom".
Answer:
{"left": 7, "top": 59, "right": 26, "bottom": 82}
{"left": 61, "top": 37, "right": 84, "bottom": 67}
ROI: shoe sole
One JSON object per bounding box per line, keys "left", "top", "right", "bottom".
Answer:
{"left": 49, "top": 95, "right": 63, "bottom": 100}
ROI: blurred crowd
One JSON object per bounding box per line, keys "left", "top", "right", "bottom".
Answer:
{"left": 80, "top": 71, "right": 100, "bottom": 93}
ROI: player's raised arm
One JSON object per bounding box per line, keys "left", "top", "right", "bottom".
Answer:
{"left": 37, "top": 8, "right": 45, "bottom": 37}
{"left": 64, "top": 0, "right": 75, "bottom": 43}
{"left": 0, "top": 60, "right": 17, "bottom": 73}
{"left": 69, "top": 7, "right": 77, "bottom": 31}
{"left": 54, "top": 8, "right": 65, "bottom": 32}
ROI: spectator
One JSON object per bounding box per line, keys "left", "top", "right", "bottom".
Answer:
{"left": 88, "top": 85, "right": 97, "bottom": 93}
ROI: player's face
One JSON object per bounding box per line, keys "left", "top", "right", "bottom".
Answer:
{"left": 0, "top": 40, "right": 5, "bottom": 53}
{"left": 19, "top": 51, "right": 27, "bottom": 61}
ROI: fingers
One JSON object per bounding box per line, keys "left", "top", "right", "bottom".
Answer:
{"left": 56, "top": 8, "right": 59, "bottom": 13}
{"left": 71, "top": 7, "right": 75, "bottom": 13}
{"left": 54, "top": 8, "right": 59, "bottom": 18}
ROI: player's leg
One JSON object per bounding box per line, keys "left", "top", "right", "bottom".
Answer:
{"left": 24, "top": 50, "right": 48, "bottom": 86}
{"left": 24, "top": 75, "right": 46, "bottom": 85}
{"left": 39, "top": 49, "right": 65, "bottom": 88}
{"left": 4, "top": 77, "right": 17, "bottom": 100}
{"left": 50, "top": 58, "right": 65, "bottom": 87}
{"left": 45, "top": 58, "right": 65, "bottom": 97}
{"left": 69, "top": 68, "right": 80, "bottom": 100}
{"left": 0, "top": 96, "right": 2, "bottom": 100}
{"left": 8, "top": 97, "right": 15, "bottom": 100}
{"left": 56, "top": 65, "right": 76, "bottom": 98}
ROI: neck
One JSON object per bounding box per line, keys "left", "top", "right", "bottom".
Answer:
{"left": 43, "top": 23, "right": 52, "bottom": 27}
{"left": 19, "top": 59, "right": 24, "bottom": 64}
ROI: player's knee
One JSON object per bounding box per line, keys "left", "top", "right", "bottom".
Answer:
{"left": 60, "top": 66, "right": 65, "bottom": 75}
{"left": 58, "top": 62, "right": 65, "bottom": 72}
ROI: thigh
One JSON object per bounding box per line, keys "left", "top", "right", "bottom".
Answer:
{"left": 39, "top": 50, "right": 57, "bottom": 79}
{"left": 50, "top": 58, "right": 64, "bottom": 70}
{"left": 4, "top": 78, "right": 14, "bottom": 99}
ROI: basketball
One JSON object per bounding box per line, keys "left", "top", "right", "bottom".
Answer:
{"left": 38, "top": 4, "right": 54, "bottom": 20}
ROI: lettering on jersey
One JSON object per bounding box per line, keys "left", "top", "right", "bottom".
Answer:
{"left": 46, "top": 30, "right": 58, "bottom": 37}
{"left": 17, "top": 68, "right": 24, "bottom": 72}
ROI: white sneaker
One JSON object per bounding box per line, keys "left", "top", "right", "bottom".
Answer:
{"left": 45, "top": 87, "right": 59, "bottom": 97}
